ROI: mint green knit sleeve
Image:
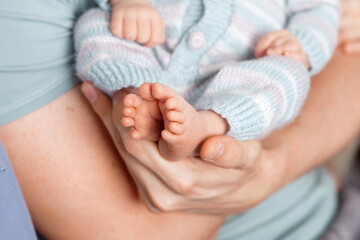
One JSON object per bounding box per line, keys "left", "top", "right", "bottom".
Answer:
{"left": 74, "top": 9, "right": 165, "bottom": 93}
{"left": 193, "top": 55, "right": 310, "bottom": 140}
{"left": 286, "top": 0, "right": 340, "bottom": 75}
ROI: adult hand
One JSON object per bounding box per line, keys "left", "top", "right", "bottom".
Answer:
{"left": 81, "top": 82, "right": 285, "bottom": 214}
{"left": 339, "top": 0, "right": 360, "bottom": 54}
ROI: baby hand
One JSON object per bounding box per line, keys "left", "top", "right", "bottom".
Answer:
{"left": 110, "top": 0, "right": 165, "bottom": 47}
{"left": 255, "top": 30, "right": 310, "bottom": 70}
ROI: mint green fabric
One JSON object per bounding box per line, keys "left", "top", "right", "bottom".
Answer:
{"left": 0, "top": 1, "right": 337, "bottom": 239}
{"left": 218, "top": 167, "right": 337, "bottom": 240}
{"left": 0, "top": 0, "right": 94, "bottom": 125}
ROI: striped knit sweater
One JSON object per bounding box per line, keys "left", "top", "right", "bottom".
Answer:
{"left": 74, "top": 0, "right": 339, "bottom": 140}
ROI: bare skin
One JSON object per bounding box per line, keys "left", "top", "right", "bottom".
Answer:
{"left": 110, "top": 1, "right": 310, "bottom": 68}
{"left": 0, "top": 86, "right": 223, "bottom": 240}
{"left": 120, "top": 34, "right": 309, "bottom": 160}
{"left": 255, "top": 30, "right": 311, "bottom": 69}
{"left": 110, "top": 0, "right": 165, "bottom": 47}
{"left": 0, "top": 1, "right": 359, "bottom": 239}
{"left": 112, "top": 2, "right": 310, "bottom": 161}
{"left": 123, "top": 82, "right": 228, "bottom": 160}
{"left": 153, "top": 83, "right": 228, "bottom": 160}
{"left": 0, "top": 48, "right": 358, "bottom": 240}
{"left": 85, "top": 49, "right": 360, "bottom": 215}
{"left": 339, "top": 0, "right": 360, "bottom": 54}
{"left": 122, "top": 86, "right": 163, "bottom": 141}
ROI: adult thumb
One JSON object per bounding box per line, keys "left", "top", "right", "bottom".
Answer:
{"left": 200, "top": 135, "right": 261, "bottom": 169}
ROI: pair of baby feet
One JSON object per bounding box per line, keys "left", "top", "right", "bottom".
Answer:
{"left": 121, "top": 83, "right": 227, "bottom": 161}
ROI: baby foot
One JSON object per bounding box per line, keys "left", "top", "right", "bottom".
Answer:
{"left": 121, "top": 83, "right": 163, "bottom": 141}
{"left": 151, "top": 83, "right": 228, "bottom": 161}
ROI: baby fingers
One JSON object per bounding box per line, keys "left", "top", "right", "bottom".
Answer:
{"left": 137, "top": 16, "right": 151, "bottom": 44}
{"left": 267, "top": 39, "right": 301, "bottom": 55}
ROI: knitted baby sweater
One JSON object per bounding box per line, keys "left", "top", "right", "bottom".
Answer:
{"left": 74, "top": 0, "right": 339, "bottom": 140}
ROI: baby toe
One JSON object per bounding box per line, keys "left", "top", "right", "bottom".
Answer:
{"left": 139, "top": 83, "right": 155, "bottom": 101}
{"left": 130, "top": 128, "right": 142, "bottom": 139}
{"left": 152, "top": 83, "right": 178, "bottom": 101}
{"left": 166, "top": 110, "right": 185, "bottom": 123}
{"left": 165, "top": 98, "right": 184, "bottom": 111}
{"left": 168, "top": 122, "right": 185, "bottom": 135}
{"left": 121, "top": 117, "right": 135, "bottom": 127}
{"left": 124, "top": 93, "right": 142, "bottom": 108}
{"left": 123, "top": 107, "right": 136, "bottom": 117}
{"left": 161, "top": 130, "right": 180, "bottom": 143}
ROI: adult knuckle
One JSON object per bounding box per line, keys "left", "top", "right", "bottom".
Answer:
{"left": 172, "top": 178, "right": 196, "bottom": 195}
{"left": 216, "top": 160, "right": 237, "bottom": 169}
{"left": 150, "top": 193, "right": 177, "bottom": 212}
{"left": 123, "top": 139, "right": 142, "bottom": 155}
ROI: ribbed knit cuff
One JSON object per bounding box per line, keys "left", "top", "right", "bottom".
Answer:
{"left": 194, "top": 56, "right": 310, "bottom": 140}
{"left": 291, "top": 29, "right": 332, "bottom": 76}
{"left": 87, "top": 59, "right": 166, "bottom": 92}
{"left": 195, "top": 94, "right": 266, "bottom": 140}
{"left": 74, "top": 9, "right": 165, "bottom": 92}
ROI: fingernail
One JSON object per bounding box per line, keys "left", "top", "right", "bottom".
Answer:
{"left": 82, "top": 85, "right": 97, "bottom": 103}
{"left": 203, "top": 143, "right": 224, "bottom": 162}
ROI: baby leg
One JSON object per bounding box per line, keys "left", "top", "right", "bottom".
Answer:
{"left": 192, "top": 56, "right": 310, "bottom": 140}
{"left": 0, "top": 86, "right": 223, "bottom": 240}
{"left": 150, "top": 83, "right": 228, "bottom": 161}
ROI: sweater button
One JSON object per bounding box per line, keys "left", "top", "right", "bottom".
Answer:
{"left": 188, "top": 32, "right": 205, "bottom": 50}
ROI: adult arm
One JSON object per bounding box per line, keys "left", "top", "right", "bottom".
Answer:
{"left": 205, "top": 48, "right": 360, "bottom": 184}
{"left": 82, "top": 47, "right": 360, "bottom": 214}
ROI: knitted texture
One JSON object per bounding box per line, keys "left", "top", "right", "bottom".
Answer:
{"left": 74, "top": 0, "right": 339, "bottom": 140}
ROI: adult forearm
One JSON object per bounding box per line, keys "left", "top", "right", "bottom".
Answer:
{"left": 265, "top": 49, "right": 360, "bottom": 186}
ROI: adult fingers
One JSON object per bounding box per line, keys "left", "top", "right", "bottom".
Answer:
{"left": 341, "top": 0, "right": 360, "bottom": 15}
{"left": 81, "top": 82, "right": 112, "bottom": 122}
{"left": 81, "top": 82, "right": 123, "bottom": 146}
{"left": 343, "top": 41, "right": 360, "bottom": 55}
{"left": 340, "top": 14, "right": 356, "bottom": 30}
{"left": 200, "top": 135, "right": 261, "bottom": 169}
{"left": 339, "top": 29, "right": 360, "bottom": 45}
